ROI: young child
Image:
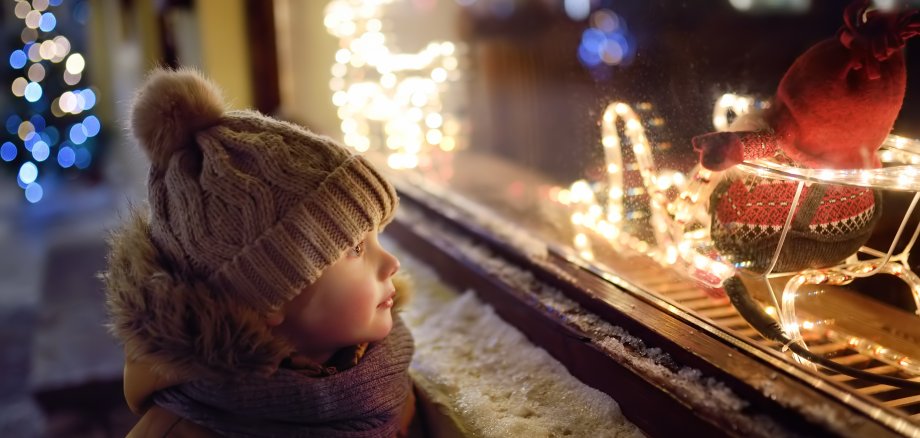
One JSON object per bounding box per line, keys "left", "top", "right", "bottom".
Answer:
{"left": 104, "top": 68, "right": 415, "bottom": 437}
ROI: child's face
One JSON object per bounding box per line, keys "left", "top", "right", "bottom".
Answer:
{"left": 272, "top": 230, "right": 400, "bottom": 358}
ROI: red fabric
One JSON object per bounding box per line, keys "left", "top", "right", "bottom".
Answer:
{"left": 714, "top": 179, "right": 875, "bottom": 230}
{"left": 694, "top": 0, "right": 919, "bottom": 171}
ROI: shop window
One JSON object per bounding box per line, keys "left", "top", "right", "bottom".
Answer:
{"left": 274, "top": 0, "right": 920, "bottom": 431}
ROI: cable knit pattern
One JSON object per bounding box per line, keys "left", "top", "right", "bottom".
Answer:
{"left": 155, "top": 317, "right": 415, "bottom": 438}
{"left": 133, "top": 70, "right": 398, "bottom": 312}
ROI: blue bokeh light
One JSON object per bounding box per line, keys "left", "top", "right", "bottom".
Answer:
{"left": 32, "top": 141, "right": 49, "bottom": 161}
{"left": 19, "top": 162, "right": 38, "bottom": 184}
{"left": 25, "top": 182, "right": 43, "bottom": 203}
{"left": 24, "top": 82, "right": 42, "bottom": 102}
{"left": 9, "top": 50, "right": 27, "bottom": 69}
{"left": 57, "top": 145, "right": 75, "bottom": 168}
{"left": 80, "top": 89, "right": 96, "bottom": 109}
{"left": 581, "top": 29, "right": 606, "bottom": 53}
{"left": 69, "top": 123, "right": 87, "bottom": 144}
{"left": 39, "top": 13, "right": 57, "bottom": 32}
{"left": 6, "top": 115, "right": 22, "bottom": 134}
{"left": 45, "top": 126, "right": 59, "bottom": 145}
{"left": 24, "top": 132, "right": 38, "bottom": 151}
{"left": 578, "top": 44, "right": 601, "bottom": 67}
{"left": 1, "top": 142, "right": 17, "bottom": 161}
{"left": 83, "top": 115, "right": 100, "bottom": 137}
{"left": 49, "top": 0, "right": 63, "bottom": 5}
{"left": 30, "top": 114, "right": 46, "bottom": 131}
{"left": 74, "top": 147, "right": 91, "bottom": 169}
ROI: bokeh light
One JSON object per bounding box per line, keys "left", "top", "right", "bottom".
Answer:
{"left": 25, "top": 182, "right": 43, "bottom": 203}
{"left": 15, "top": 1, "right": 32, "bottom": 19}
{"left": 39, "top": 40, "right": 55, "bottom": 59}
{"left": 83, "top": 115, "right": 100, "bottom": 136}
{"left": 32, "top": 0, "right": 50, "bottom": 12}
{"left": 27, "top": 63, "right": 45, "bottom": 82}
{"left": 9, "top": 50, "right": 27, "bottom": 69}
{"left": 69, "top": 123, "right": 87, "bottom": 144}
{"left": 24, "top": 81, "right": 42, "bottom": 102}
{"left": 31, "top": 140, "right": 49, "bottom": 161}
{"left": 57, "top": 145, "right": 74, "bottom": 167}
{"left": 21, "top": 27, "right": 38, "bottom": 44}
{"left": 63, "top": 70, "right": 81, "bottom": 85}
{"left": 25, "top": 10, "right": 41, "bottom": 29}
{"left": 27, "top": 42, "right": 41, "bottom": 62}
{"left": 6, "top": 115, "right": 22, "bottom": 134}
{"left": 39, "top": 12, "right": 56, "bottom": 32}
{"left": 11, "top": 77, "right": 28, "bottom": 97}
{"left": 19, "top": 161, "right": 38, "bottom": 184}
{"left": 79, "top": 88, "right": 96, "bottom": 109}
{"left": 1, "top": 142, "right": 17, "bottom": 162}
{"left": 30, "top": 114, "right": 45, "bottom": 131}
{"left": 65, "top": 53, "right": 84, "bottom": 75}
{"left": 74, "top": 147, "right": 91, "bottom": 169}
{"left": 578, "top": 9, "right": 634, "bottom": 69}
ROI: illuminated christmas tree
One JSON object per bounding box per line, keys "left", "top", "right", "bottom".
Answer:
{"left": 2, "top": 0, "right": 101, "bottom": 203}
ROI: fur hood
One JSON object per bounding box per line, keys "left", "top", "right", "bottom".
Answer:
{"left": 103, "top": 209, "right": 411, "bottom": 383}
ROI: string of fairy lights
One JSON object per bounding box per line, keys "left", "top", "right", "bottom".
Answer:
{"left": 323, "top": 0, "right": 464, "bottom": 170}
{"left": 326, "top": 0, "right": 920, "bottom": 376}
{"left": 3, "top": 0, "right": 100, "bottom": 203}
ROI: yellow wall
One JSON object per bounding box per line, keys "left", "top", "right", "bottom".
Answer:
{"left": 274, "top": 0, "right": 340, "bottom": 136}
{"left": 195, "top": 0, "right": 253, "bottom": 109}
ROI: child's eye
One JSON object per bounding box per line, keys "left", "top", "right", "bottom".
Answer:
{"left": 350, "top": 240, "right": 366, "bottom": 258}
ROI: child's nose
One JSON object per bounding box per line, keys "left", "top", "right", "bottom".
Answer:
{"left": 381, "top": 250, "right": 400, "bottom": 279}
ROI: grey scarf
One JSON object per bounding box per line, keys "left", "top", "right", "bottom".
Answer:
{"left": 154, "top": 317, "right": 414, "bottom": 437}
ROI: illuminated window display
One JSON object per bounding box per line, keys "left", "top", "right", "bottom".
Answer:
{"left": 276, "top": 0, "right": 920, "bottom": 433}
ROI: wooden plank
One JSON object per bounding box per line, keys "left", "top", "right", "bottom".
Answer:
{"left": 859, "top": 378, "right": 920, "bottom": 396}
{"left": 681, "top": 297, "right": 731, "bottom": 311}
{"left": 830, "top": 366, "right": 898, "bottom": 382}
{"left": 715, "top": 316, "right": 750, "bottom": 328}
{"left": 698, "top": 306, "right": 740, "bottom": 319}
{"left": 663, "top": 290, "right": 709, "bottom": 301}
{"left": 885, "top": 394, "right": 920, "bottom": 408}
{"left": 832, "top": 355, "right": 873, "bottom": 366}
{"left": 779, "top": 284, "right": 920, "bottom": 363}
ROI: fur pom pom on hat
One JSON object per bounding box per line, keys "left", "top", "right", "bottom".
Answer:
{"left": 131, "top": 68, "right": 225, "bottom": 167}
{"left": 124, "top": 68, "right": 398, "bottom": 313}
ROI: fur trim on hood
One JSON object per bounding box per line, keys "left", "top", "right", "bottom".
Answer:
{"left": 103, "top": 209, "right": 412, "bottom": 382}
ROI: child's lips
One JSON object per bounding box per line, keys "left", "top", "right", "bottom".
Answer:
{"left": 378, "top": 291, "right": 396, "bottom": 309}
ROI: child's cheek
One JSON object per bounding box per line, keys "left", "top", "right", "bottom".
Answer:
{"left": 336, "top": 277, "right": 379, "bottom": 326}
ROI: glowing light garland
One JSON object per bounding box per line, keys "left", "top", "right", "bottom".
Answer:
{"left": 323, "top": 2, "right": 920, "bottom": 377}
{"left": 561, "top": 102, "right": 686, "bottom": 267}
{"left": 324, "top": 0, "right": 464, "bottom": 170}
{"left": 557, "top": 92, "right": 920, "bottom": 376}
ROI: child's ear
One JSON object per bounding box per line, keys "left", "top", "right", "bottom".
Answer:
{"left": 266, "top": 311, "right": 285, "bottom": 327}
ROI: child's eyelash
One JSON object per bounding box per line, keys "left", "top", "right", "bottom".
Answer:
{"left": 351, "top": 240, "right": 366, "bottom": 257}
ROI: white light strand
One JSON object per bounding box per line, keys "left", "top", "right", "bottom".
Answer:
{"left": 563, "top": 102, "right": 686, "bottom": 267}
{"left": 324, "top": 0, "right": 463, "bottom": 169}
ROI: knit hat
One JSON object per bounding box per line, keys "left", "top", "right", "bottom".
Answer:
{"left": 694, "top": 0, "right": 919, "bottom": 171}
{"left": 130, "top": 68, "right": 398, "bottom": 313}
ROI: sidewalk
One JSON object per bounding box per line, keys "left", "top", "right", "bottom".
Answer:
{"left": 0, "top": 181, "right": 136, "bottom": 437}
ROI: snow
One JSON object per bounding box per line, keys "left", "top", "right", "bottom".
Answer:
{"left": 388, "top": 205, "right": 799, "bottom": 436}
{"left": 387, "top": 236, "right": 645, "bottom": 437}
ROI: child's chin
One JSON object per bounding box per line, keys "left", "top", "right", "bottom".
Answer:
{"left": 371, "top": 315, "right": 394, "bottom": 340}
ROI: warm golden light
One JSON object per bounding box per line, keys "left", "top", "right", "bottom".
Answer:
{"left": 325, "top": 0, "right": 464, "bottom": 169}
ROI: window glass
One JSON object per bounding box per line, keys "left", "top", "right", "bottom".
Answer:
{"left": 279, "top": 0, "right": 920, "bottom": 420}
